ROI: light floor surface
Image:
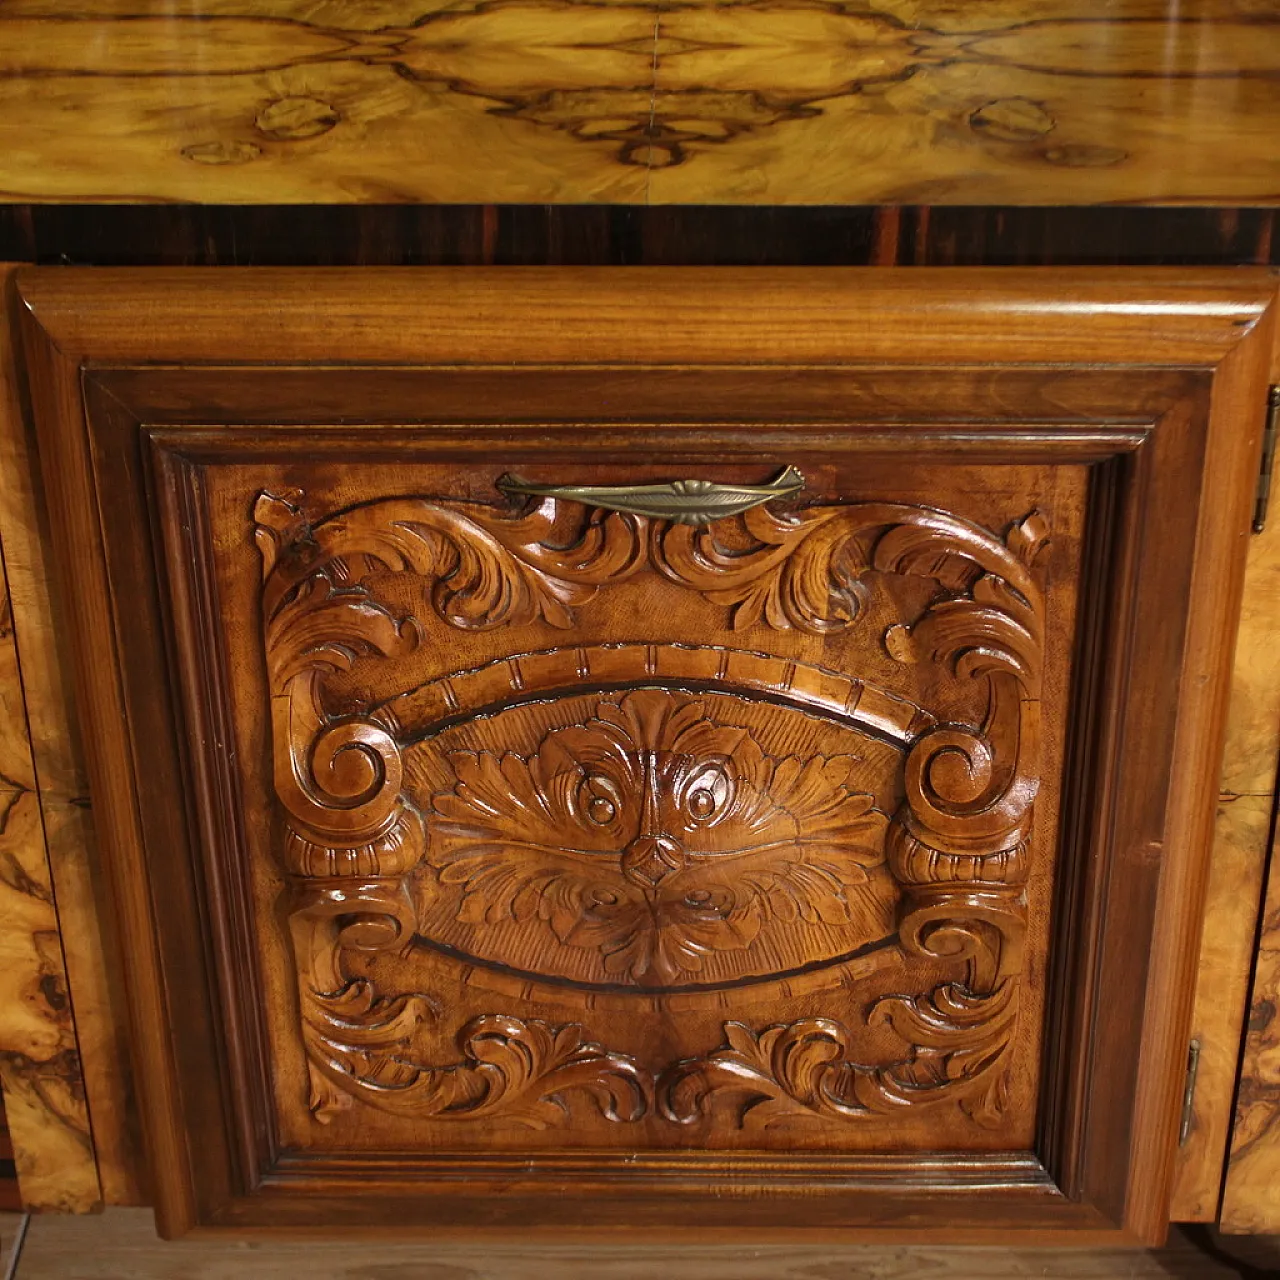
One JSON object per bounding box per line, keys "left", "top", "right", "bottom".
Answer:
{"left": 2, "top": 1211, "right": 1280, "bottom": 1280}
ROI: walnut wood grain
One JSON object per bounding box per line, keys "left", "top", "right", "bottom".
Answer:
{"left": 0, "top": 266, "right": 105, "bottom": 1214}
{"left": 0, "top": 2, "right": 1277, "bottom": 204}
{"left": 0, "top": 544, "right": 99, "bottom": 1213}
{"left": 18, "top": 267, "right": 1274, "bottom": 368}
{"left": 1170, "top": 487, "right": 1280, "bottom": 1222}
{"left": 1220, "top": 800, "right": 1280, "bottom": 1233}
{"left": 0, "top": 266, "right": 144, "bottom": 1208}
{"left": 256, "top": 480, "right": 1041, "bottom": 1135}
{"left": 1213, "top": 296, "right": 1280, "bottom": 1236}
{"left": 16, "top": 267, "right": 1276, "bottom": 1244}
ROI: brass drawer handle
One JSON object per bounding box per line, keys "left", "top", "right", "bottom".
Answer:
{"left": 496, "top": 466, "right": 805, "bottom": 526}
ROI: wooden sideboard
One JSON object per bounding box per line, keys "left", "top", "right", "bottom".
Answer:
{"left": 3, "top": 0, "right": 1280, "bottom": 1252}
{"left": 0, "top": 262, "right": 1276, "bottom": 1244}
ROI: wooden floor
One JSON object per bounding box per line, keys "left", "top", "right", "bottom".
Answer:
{"left": 1, "top": 1211, "right": 1278, "bottom": 1279}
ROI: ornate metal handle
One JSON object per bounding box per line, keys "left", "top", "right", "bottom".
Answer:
{"left": 495, "top": 466, "right": 805, "bottom": 527}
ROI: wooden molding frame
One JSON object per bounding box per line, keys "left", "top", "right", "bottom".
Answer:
{"left": 14, "top": 267, "right": 1277, "bottom": 1243}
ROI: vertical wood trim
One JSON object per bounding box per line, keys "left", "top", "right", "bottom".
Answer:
{"left": 0, "top": 268, "right": 144, "bottom": 1207}
{"left": 0, "top": 266, "right": 101, "bottom": 1213}
{"left": 1170, "top": 456, "right": 1280, "bottom": 1218}
{"left": 16, "top": 300, "right": 194, "bottom": 1235}
{"left": 1216, "top": 280, "right": 1280, "bottom": 1234}
{"left": 1220, "top": 775, "right": 1280, "bottom": 1231}
{"left": 1126, "top": 299, "right": 1278, "bottom": 1242}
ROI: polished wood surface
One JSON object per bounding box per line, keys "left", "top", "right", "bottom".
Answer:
{"left": 0, "top": 547, "right": 98, "bottom": 1214}
{"left": 16, "top": 267, "right": 1274, "bottom": 1241}
{"left": 1221, "top": 790, "right": 1280, "bottom": 1233}
{"left": 1169, "top": 436, "right": 1280, "bottom": 1222}
{"left": 0, "top": 216, "right": 1275, "bottom": 1231}
{"left": 17, "top": 265, "right": 1276, "bottom": 365}
{"left": 1220, "top": 329, "right": 1280, "bottom": 1236}
{"left": 4, "top": 204, "right": 1271, "bottom": 1223}
{"left": 0, "top": 269, "right": 142, "bottom": 1207}
{"left": 0, "top": 268, "right": 101, "bottom": 1214}
{"left": 0, "top": 2, "right": 1277, "bottom": 205}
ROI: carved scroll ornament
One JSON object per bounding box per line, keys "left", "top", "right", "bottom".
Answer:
{"left": 255, "top": 481, "right": 1045, "bottom": 1131}
{"left": 428, "top": 687, "right": 892, "bottom": 988}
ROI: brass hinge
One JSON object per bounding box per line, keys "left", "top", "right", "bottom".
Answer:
{"left": 1254, "top": 387, "right": 1280, "bottom": 534}
{"left": 1179, "top": 1038, "right": 1202, "bottom": 1146}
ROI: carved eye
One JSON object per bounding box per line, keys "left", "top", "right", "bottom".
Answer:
{"left": 682, "top": 886, "right": 732, "bottom": 915}
{"left": 578, "top": 774, "right": 621, "bottom": 826}
{"left": 684, "top": 763, "right": 732, "bottom": 824}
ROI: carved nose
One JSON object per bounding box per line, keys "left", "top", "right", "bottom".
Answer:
{"left": 621, "top": 834, "right": 685, "bottom": 888}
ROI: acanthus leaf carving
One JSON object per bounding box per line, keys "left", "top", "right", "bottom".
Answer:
{"left": 255, "top": 484, "right": 1049, "bottom": 1131}
{"left": 427, "top": 688, "right": 892, "bottom": 988}
{"left": 303, "top": 979, "right": 650, "bottom": 1128}
{"left": 258, "top": 488, "right": 645, "bottom": 635}
{"left": 659, "top": 978, "right": 1017, "bottom": 1130}
{"left": 289, "top": 880, "right": 649, "bottom": 1127}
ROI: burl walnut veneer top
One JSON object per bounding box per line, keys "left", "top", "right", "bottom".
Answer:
{"left": 0, "top": 0, "right": 1277, "bottom": 205}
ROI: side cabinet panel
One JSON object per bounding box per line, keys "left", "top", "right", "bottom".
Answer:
{"left": 0, "top": 265, "right": 103, "bottom": 1212}
{"left": 16, "top": 268, "right": 1276, "bottom": 1242}
{"left": 1221, "top": 804, "right": 1280, "bottom": 1233}
{"left": 1172, "top": 493, "right": 1280, "bottom": 1223}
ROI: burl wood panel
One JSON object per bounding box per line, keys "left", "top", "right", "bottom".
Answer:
{"left": 1170, "top": 328, "right": 1280, "bottom": 1229}
{"left": 0, "top": 547, "right": 99, "bottom": 1212}
{"left": 16, "top": 269, "right": 1275, "bottom": 1243}
{"left": 1169, "top": 469, "right": 1280, "bottom": 1222}
{"left": 0, "top": 2, "right": 1277, "bottom": 204}
{"left": 0, "top": 268, "right": 143, "bottom": 1205}
{"left": 1221, "top": 805, "right": 1280, "bottom": 1233}
{"left": 0, "top": 266, "right": 103, "bottom": 1213}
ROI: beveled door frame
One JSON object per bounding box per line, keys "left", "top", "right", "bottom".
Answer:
{"left": 15, "top": 267, "right": 1276, "bottom": 1243}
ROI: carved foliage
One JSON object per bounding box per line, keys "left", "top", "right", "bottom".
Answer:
{"left": 428, "top": 689, "right": 891, "bottom": 987}
{"left": 661, "top": 980, "right": 1017, "bottom": 1129}
{"left": 255, "top": 485, "right": 1048, "bottom": 1132}
{"left": 303, "top": 977, "right": 649, "bottom": 1128}
{"left": 663, "top": 512, "right": 1047, "bottom": 1128}
{"left": 257, "top": 487, "right": 651, "bottom": 1126}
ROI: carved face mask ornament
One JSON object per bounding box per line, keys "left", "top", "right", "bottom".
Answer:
{"left": 428, "top": 689, "right": 891, "bottom": 987}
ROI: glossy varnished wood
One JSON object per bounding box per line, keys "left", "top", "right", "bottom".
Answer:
{"left": 0, "top": 266, "right": 101, "bottom": 1213}
{"left": 0, "top": 267, "right": 143, "bottom": 1209}
{"left": 0, "top": 3, "right": 1277, "bottom": 204}
{"left": 1215, "top": 340, "right": 1280, "bottom": 1235}
{"left": 15, "top": 267, "right": 1275, "bottom": 1243}
{"left": 1221, "top": 797, "right": 1280, "bottom": 1233}
{"left": 5, "top": 203, "right": 1271, "bottom": 1221}
{"left": 1170, "top": 339, "right": 1280, "bottom": 1222}
{"left": 16, "top": 265, "right": 1275, "bottom": 365}
{"left": 0, "top": 210, "right": 1277, "bottom": 1229}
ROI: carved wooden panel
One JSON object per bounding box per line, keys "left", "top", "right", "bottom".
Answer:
{"left": 16, "top": 268, "right": 1275, "bottom": 1242}
{"left": 252, "top": 481, "right": 1046, "bottom": 1149}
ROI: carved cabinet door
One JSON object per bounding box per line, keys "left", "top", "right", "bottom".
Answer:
{"left": 17, "top": 268, "right": 1276, "bottom": 1243}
